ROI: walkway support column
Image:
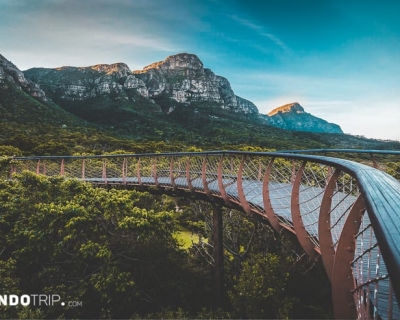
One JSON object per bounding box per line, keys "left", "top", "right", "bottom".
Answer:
{"left": 212, "top": 203, "right": 224, "bottom": 305}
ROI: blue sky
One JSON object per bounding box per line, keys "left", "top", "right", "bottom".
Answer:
{"left": 1, "top": 0, "right": 400, "bottom": 140}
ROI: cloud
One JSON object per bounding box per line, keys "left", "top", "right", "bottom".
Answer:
{"left": 228, "top": 15, "right": 289, "bottom": 52}
{"left": 0, "top": 0, "right": 183, "bottom": 69}
{"left": 1, "top": 0, "right": 399, "bottom": 141}
{"left": 78, "top": 31, "right": 176, "bottom": 52}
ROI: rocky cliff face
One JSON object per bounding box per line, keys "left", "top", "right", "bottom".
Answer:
{"left": 0, "top": 54, "right": 87, "bottom": 128}
{"left": 19, "top": 52, "right": 343, "bottom": 134}
{"left": 23, "top": 53, "right": 258, "bottom": 114}
{"left": 133, "top": 53, "right": 258, "bottom": 114}
{"left": 0, "top": 54, "right": 48, "bottom": 101}
{"left": 264, "top": 102, "right": 343, "bottom": 134}
{"left": 24, "top": 63, "right": 149, "bottom": 101}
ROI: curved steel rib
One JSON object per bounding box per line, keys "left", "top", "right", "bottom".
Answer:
{"left": 10, "top": 150, "right": 400, "bottom": 319}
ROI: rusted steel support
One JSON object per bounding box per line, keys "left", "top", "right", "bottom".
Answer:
{"left": 122, "top": 158, "right": 127, "bottom": 184}
{"left": 36, "top": 160, "right": 40, "bottom": 174}
{"left": 237, "top": 156, "right": 252, "bottom": 215}
{"left": 291, "top": 161, "right": 318, "bottom": 259}
{"left": 60, "top": 159, "right": 65, "bottom": 176}
{"left": 102, "top": 159, "right": 107, "bottom": 184}
{"left": 326, "top": 166, "right": 333, "bottom": 184}
{"left": 186, "top": 157, "right": 194, "bottom": 193}
{"left": 218, "top": 156, "right": 230, "bottom": 204}
{"left": 262, "top": 158, "right": 282, "bottom": 232}
{"left": 153, "top": 158, "right": 159, "bottom": 187}
{"left": 331, "top": 195, "right": 365, "bottom": 320}
{"left": 318, "top": 168, "right": 341, "bottom": 281}
{"left": 257, "top": 159, "right": 262, "bottom": 181}
{"left": 137, "top": 159, "right": 142, "bottom": 186}
{"left": 202, "top": 156, "right": 213, "bottom": 198}
{"left": 170, "top": 157, "right": 176, "bottom": 190}
{"left": 212, "top": 204, "right": 224, "bottom": 304}
{"left": 82, "top": 159, "right": 85, "bottom": 181}
{"left": 291, "top": 160, "right": 296, "bottom": 184}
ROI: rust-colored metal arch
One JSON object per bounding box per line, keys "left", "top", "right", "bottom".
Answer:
{"left": 262, "top": 158, "right": 282, "bottom": 232}
{"left": 331, "top": 195, "right": 366, "bottom": 319}
{"left": 318, "top": 168, "right": 341, "bottom": 281}
{"left": 217, "top": 155, "right": 231, "bottom": 205}
{"left": 186, "top": 157, "right": 195, "bottom": 193}
{"left": 237, "top": 156, "right": 253, "bottom": 216}
{"left": 202, "top": 156, "right": 213, "bottom": 199}
{"left": 291, "top": 161, "right": 319, "bottom": 259}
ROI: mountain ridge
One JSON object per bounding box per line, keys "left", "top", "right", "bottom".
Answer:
{"left": 0, "top": 53, "right": 48, "bottom": 102}
{"left": 22, "top": 52, "right": 341, "bottom": 133}
{"left": 268, "top": 102, "right": 304, "bottom": 116}
{"left": 132, "top": 52, "right": 259, "bottom": 115}
{"left": 264, "top": 102, "right": 343, "bottom": 134}
{"left": 3, "top": 51, "right": 398, "bottom": 157}
{"left": 0, "top": 53, "right": 86, "bottom": 126}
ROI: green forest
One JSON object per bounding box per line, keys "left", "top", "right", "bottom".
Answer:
{"left": 0, "top": 156, "right": 399, "bottom": 319}
{"left": 1, "top": 81, "right": 400, "bottom": 157}
{"left": 0, "top": 171, "right": 333, "bottom": 319}
{"left": 1, "top": 77, "right": 400, "bottom": 319}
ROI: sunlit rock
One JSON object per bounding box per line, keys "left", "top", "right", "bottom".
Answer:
{"left": 264, "top": 102, "right": 343, "bottom": 133}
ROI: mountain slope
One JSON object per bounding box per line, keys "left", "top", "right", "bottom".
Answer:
{"left": 0, "top": 54, "right": 130, "bottom": 155}
{"left": 264, "top": 102, "right": 343, "bottom": 134}
{"left": 23, "top": 61, "right": 175, "bottom": 140}
{"left": 22, "top": 53, "right": 266, "bottom": 143}
{"left": 134, "top": 53, "right": 258, "bottom": 114}
{"left": 24, "top": 53, "right": 344, "bottom": 136}
{"left": 0, "top": 54, "right": 87, "bottom": 126}
{"left": 23, "top": 53, "right": 259, "bottom": 131}
{"left": 1, "top": 52, "right": 399, "bottom": 156}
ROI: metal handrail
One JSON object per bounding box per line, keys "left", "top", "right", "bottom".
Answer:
{"left": 9, "top": 150, "right": 400, "bottom": 318}
{"left": 277, "top": 148, "right": 400, "bottom": 155}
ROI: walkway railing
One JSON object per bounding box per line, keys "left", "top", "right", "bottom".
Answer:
{"left": 278, "top": 149, "right": 400, "bottom": 173}
{"left": 8, "top": 151, "right": 400, "bottom": 319}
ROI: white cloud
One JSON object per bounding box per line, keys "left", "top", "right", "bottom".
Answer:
{"left": 228, "top": 15, "right": 289, "bottom": 52}
{"left": 0, "top": 0, "right": 183, "bottom": 69}
{"left": 1, "top": 0, "right": 399, "bottom": 142}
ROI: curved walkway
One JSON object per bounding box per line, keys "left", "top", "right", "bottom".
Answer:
{"left": 10, "top": 150, "right": 400, "bottom": 319}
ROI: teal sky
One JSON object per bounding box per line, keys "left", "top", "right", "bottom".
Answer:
{"left": 1, "top": 0, "right": 400, "bottom": 140}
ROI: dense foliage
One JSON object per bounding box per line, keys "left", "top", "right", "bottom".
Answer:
{"left": 0, "top": 172, "right": 206, "bottom": 318}
{"left": 182, "top": 202, "right": 333, "bottom": 319}
{"left": 1, "top": 80, "right": 400, "bottom": 156}
{"left": 1, "top": 73, "right": 399, "bottom": 319}
{"left": 0, "top": 172, "right": 334, "bottom": 319}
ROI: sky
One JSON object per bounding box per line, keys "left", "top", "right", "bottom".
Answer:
{"left": 1, "top": 0, "right": 400, "bottom": 141}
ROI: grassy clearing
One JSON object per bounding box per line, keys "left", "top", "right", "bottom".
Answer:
{"left": 173, "top": 225, "right": 203, "bottom": 249}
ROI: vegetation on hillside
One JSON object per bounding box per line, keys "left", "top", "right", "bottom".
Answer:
{"left": 2, "top": 75, "right": 400, "bottom": 157}
{"left": 0, "top": 172, "right": 333, "bottom": 319}
{"left": 1, "top": 70, "right": 399, "bottom": 319}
